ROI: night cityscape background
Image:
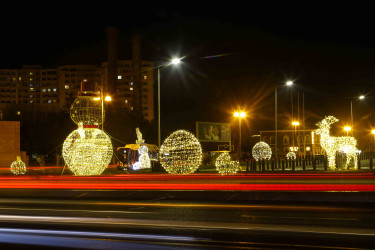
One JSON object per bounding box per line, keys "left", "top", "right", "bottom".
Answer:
{"left": 1, "top": 4, "right": 375, "bottom": 249}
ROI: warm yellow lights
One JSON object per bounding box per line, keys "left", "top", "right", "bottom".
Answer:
{"left": 315, "top": 116, "right": 358, "bottom": 170}
{"left": 105, "top": 96, "right": 112, "bottom": 101}
{"left": 286, "top": 81, "right": 294, "bottom": 86}
{"left": 359, "top": 95, "right": 365, "bottom": 100}
{"left": 371, "top": 130, "right": 375, "bottom": 135}
{"left": 344, "top": 126, "right": 351, "bottom": 132}
{"left": 292, "top": 121, "right": 300, "bottom": 126}
{"left": 63, "top": 124, "right": 113, "bottom": 176}
{"left": 289, "top": 146, "right": 298, "bottom": 152}
{"left": 215, "top": 152, "right": 240, "bottom": 175}
{"left": 10, "top": 156, "right": 26, "bottom": 175}
{"left": 160, "top": 130, "right": 202, "bottom": 174}
{"left": 286, "top": 152, "right": 296, "bottom": 160}
{"left": 234, "top": 111, "right": 246, "bottom": 118}
{"left": 252, "top": 142, "right": 272, "bottom": 161}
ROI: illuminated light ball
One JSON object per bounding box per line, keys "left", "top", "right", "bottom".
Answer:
{"left": 215, "top": 152, "right": 240, "bottom": 175}
{"left": 160, "top": 130, "right": 202, "bottom": 174}
{"left": 10, "top": 157, "right": 26, "bottom": 175}
{"left": 63, "top": 126, "right": 113, "bottom": 176}
{"left": 286, "top": 152, "right": 296, "bottom": 160}
{"left": 133, "top": 145, "right": 151, "bottom": 170}
{"left": 70, "top": 96, "right": 103, "bottom": 125}
{"left": 252, "top": 142, "right": 272, "bottom": 161}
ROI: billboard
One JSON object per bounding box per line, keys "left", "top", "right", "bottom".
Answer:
{"left": 196, "top": 122, "right": 231, "bottom": 142}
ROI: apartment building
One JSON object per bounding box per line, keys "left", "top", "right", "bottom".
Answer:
{"left": 0, "top": 61, "right": 155, "bottom": 121}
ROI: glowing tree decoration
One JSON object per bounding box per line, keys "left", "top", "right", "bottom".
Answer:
{"left": 63, "top": 123, "right": 113, "bottom": 176}
{"left": 63, "top": 81, "right": 113, "bottom": 176}
{"left": 286, "top": 152, "right": 296, "bottom": 160}
{"left": 252, "top": 142, "right": 272, "bottom": 161}
{"left": 10, "top": 156, "right": 26, "bottom": 175}
{"left": 160, "top": 130, "right": 202, "bottom": 174}
{"left": 315, "top": 115, "right": 358, "bottom": 170}
{"left": 215, "top": 152, "right": 240, "bottom": 175}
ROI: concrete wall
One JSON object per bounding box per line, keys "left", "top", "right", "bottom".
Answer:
{"left": 0, "top": 121, "right": 21, "bottom": 166}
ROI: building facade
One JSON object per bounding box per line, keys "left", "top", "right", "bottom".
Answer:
{"left": 0, "top": 61, "right": 155, "bottom": 122}
{"left": 259, "top": 129, "right": 323, "bottom": 158}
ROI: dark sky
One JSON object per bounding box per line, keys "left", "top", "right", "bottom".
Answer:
{"left": 1, "top": 4, "right": 375, "bottom": 141}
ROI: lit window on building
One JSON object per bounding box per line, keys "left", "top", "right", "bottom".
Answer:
{"left": 130, "top": 106, "right": 134, "bottom": 110}
{"left": 117, "top": 75, "right": 122, "bottom": 79}
{"left": 53, "top": 88, "right": 57, "bottom": 92}
{"left": 30, "top": 101, "right": 33, "bottom": 103}
{"left": 130, "top": 87, "right": 133, "bottom": 91}
{"left": 48, "top": 100, "right": 52, "bottom": 103}
{"left": 29, "top": 88, "right": 34, "bottom": 91}
{"left": 143, "top": 76, "right": 147, "bottom": 80}
{"left": 18, "top": 77, "right": 21, "bottom": 81}
{"left": 17, "top": 111, "right": 21, "bottom": 115}
{"left": 30, "top": 72, "right": 33, "bottom": 75}
{"left": 125, "top": 100, "right": 128, "bottom": 104}
{"left": 65, "top": 85, "right": 69, "bottom": 89}
{"left": 42, "top": 89, "right": 46, "bottom": 92}
{"left": 30, "top": 95, "right": 33, "bottom": 98}
{"left": 130, "top": 82, "right": 133, "bottom": 85}
{"left": 48, "top": 89, "right": 51, "bottom": 92}
{"left": 30, "top": 78, "right": 33, "bottom": 81}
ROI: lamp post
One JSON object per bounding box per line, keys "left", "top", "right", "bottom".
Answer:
{"left": 93, "top": 86, "right": 111, "bottom": 130}
{"left": 157, "top": 58, "right": 181, "bottom": 148}
{"left": 275, "top": 81, "right": 293, "bottom": 160}
{"left": 350, "top": 95, "right": 365, "bottom": 136}
{"left": 292, "top": 121, "right": 299, "bottom": 152}
{"left": 344, "top": 126, "right": 351, "bottom": 136}
{"left": 372, "top": 130, "right": 375, "bottom": 151}
{"left": 234, "top": 111, "right": 246, "bottom": 160}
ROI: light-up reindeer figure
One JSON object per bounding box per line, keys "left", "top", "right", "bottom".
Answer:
{"left": 315, "top": 116, "right": 358, "bottom": 170}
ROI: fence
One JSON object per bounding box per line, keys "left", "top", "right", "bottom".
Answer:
{"left": 244, "top": 152, "right": 375, "bottom": 172}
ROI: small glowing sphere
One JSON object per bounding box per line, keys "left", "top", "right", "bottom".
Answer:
{"left": 286, "top": 152, "right": 296, "bottom": 160}
{"left": 10, "top": 159, "right": 26, "bottom": 175}
{"left": 70, "top": 96, "right": 103, "bottom": 125}
{"left": 160, "top": 130, "right": 202, "bottom": 174}
{"left": 252, "top": 142, "right": 272, "bottom": 161}
{"left": 63, "top": 126, "right": 113, "bottom": 176}
{"left": 215, "top": 152, "right": 240, "bottom": 175}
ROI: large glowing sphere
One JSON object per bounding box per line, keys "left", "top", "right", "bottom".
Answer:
{"left": 252, "top": 142, "right": 272, "bottom": 161}
{"left": 70, "top": 96, "right": 103, "bottom": 125}
{"left": 10, "top": 159, "right": 26, "bottom": 175}
{"left": 215, "top": 152, "right": 240, "bottom": 175}
{"left": 160, "top": 130, "right": 202, "bottom": 174}
{"left": 286, "top": 152, "right": 296, "bottom": 160}
{"left": 63, "top": 126, "right": 113, "bottom": 176}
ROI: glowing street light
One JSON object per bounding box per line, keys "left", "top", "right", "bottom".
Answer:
{"left": 157, "top": 58, "right": 182, "bottom": 148}
{"left": 234, "top": 110, "right": 246, "bottom": 159}
{"left": 275, "top": 80, "right": 294, "bottom": 159}
{"left": 344, "top": 126, "right": 351, "bottom": 136}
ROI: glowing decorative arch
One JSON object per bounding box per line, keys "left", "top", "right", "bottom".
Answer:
{"left": 215, "top": 152, "right": 240, "bottom": 175}
{"left": 160, "top": 130, "right": 202, "bottom": 174}
{"left": 315, "top": 115, "right": 358, "bottom": 170}
{"left": 252, "top": 142, "right": 272, "bottom": 161}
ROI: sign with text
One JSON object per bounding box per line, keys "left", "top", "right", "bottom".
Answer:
{"left": 196, "top": 122, "right": 231, "bottom": 142}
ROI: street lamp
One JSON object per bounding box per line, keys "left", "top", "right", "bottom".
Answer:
{"left": 372, "top": 130, "right": 375, "bottom": 151}
{"left": 292, "top": 121, "right": 299, "bottom": 151}
{"left": 93, "top": 86, "right": 111, "bottom": 130}
{"left": 275, "top": 81, "right": 294, "bottom": 159}
{"left": 234, "top": 110, "right": 246, "bottom": 160}
{"left": 350, "top": 95, "right": 365, "bottom": 136}
{"left": 157, "top": 58, "right": 181, "bottom": 148}
{"left": 344, "top": 126, "right": 351, "bottom": 136}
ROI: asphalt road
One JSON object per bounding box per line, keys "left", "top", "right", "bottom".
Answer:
{"left": 1, "top": 187, "right": 375, "bottom": 249}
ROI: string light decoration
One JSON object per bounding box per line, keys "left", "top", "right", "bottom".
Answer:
{"left": 70, "top": 95, "right": 103, "bottom": 125}
{"left": 252, "top": 142, "right": 272, "bottom": 161}
{"left": 63, "top": 81, "right": 113, "bottom": 176}
{"left": 132, "top": 128, "right": 151, "bottom": 170}
{"left": 215, "top": 152, "right": 240, "bottom": 175}
{"left": 63, "top": 123, "right": 113, "bottom": 176}
{"left": 133, "top": 145, "right": 151, "bottom": 170}
{"left": 10, "top": 156, "right": 26, "bottom": 175}
{"left": 160, "top": 130, "right": 202, "bottom": 174}
{"left": 286, "top": 152, "right": 296, "bottom": 160}
{"left": 315, "top": 115, "right": 358, "bottom": 170}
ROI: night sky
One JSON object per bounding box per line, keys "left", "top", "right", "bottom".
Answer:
{"left": 1, "top": 4, "right": 375, "bottom": 145}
